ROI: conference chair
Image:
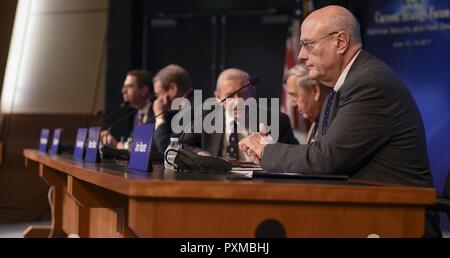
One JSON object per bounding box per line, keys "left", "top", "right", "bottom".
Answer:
{"left": 434, "top": 169, "right": 450, "bottom": 223}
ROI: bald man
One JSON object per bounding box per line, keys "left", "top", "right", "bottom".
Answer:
{"left": 239, "top": 5, "right": 441, "bottom": 237}
{"left": 183, "top": 68, "right": 298, "bottom": 162}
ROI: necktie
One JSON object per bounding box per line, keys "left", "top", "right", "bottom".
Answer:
{"left": 226, "top": 121, "right": 239, "bottom": 160}
{"left": 310, "top": 118, "right": 320, "bottom": 143}
{"left": 321, "top": 90, "right": 336, "bottom": 136}
{"left": 138, "top": 112, "right": 145, "bottom": 125}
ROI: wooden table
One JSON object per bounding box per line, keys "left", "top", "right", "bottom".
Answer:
{"left": 23, "top": 149, "right": 436, "bottom": 238}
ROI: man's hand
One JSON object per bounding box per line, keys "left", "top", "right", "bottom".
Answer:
{"left": 197, "top": 151, "right": 212, "bottom": 157}
{"left": 153, "top": 94, "right": 170, "bottom": 117}
{"left": 239, "top": 133, "right": 269, "bottom": 164}
{"left": 100, "top": 130, "right": 118, "bottom": 146}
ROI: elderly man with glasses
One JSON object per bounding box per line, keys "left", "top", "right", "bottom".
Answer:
{"left": 239, "top": 5, "right": 441, "bottom": 237}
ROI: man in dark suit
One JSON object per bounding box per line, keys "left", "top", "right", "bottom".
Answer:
{"left": 239, "top": 5, "right": 441, "bottom": 237}
{"left": 183, "top": 68, "right": 298, "bottom": 162}
{"left": 100, "top": 69, "right": 155, "bottom": 149}
{"left": 284, "top": 64, "right": 331, "bottom": 144}
{"left": 152, "top": 64, "right": 193, "bottom": 153}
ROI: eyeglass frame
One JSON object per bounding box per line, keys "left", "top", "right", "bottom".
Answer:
{"left": 299, "top": 31, "right": 338, "bottom": 52}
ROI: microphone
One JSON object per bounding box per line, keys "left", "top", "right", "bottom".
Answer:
{"left": 107, "top": 95, "right": 157, "bottom": 130}
{"left": 178, "top": 75, "right": 260, "bottom": 145}
{"left": 100, "top": 107, "right": 136, "bottom": 160}
{"left": 100, "top": 102, "right": 130, "bottom": 128}
{"left": 169, "top": 76, "right": 260, "bottom": 172}
{"left": 219, "top": 76, "right": 260, "bottom": 104}
{"left": 106, "top": 109, "right": 137, "bottom": 133}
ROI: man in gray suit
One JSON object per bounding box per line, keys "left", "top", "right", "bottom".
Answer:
{"left": 239, "top": 5, "right": 441, "bottom": 237}
{"left": 183, "top": 68, "right": 298, "bottom": 161}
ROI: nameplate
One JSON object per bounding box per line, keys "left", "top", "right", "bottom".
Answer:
{"left": 39, "top": 129, "right": 50, "bottom": 153}
{"left": 128, "top": 123, "right": 155, "bottom": 171}
{"left": 49, "top": 128, "right": 62, "bottom": 155}
{"left": 73, "top": 128, "right": 88, "bottom": 161}
{"left": 85, "top": 127, "right": 101, "bottom": 163}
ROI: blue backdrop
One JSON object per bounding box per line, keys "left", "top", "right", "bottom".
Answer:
{"left": 364, "top": 0, "right": 450, "bottom": 230}
{"left": 364, "top": 0, "right": 450, "bottom": 193}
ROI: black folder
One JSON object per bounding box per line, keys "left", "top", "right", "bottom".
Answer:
{"left": 252, "top": 171, "right": 349, "bottom": 181}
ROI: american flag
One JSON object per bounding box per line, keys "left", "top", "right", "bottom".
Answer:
{"left": 281, "top": 21, "right": 303, "bottom": 129}
{"left": 281, "top": 0, "right": 314, "bottom": 130}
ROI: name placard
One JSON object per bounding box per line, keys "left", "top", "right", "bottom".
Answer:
{"left": 39, "top": 129, "right": 50, "bottom": 153}
{"left": 85, "top": 127, "right": 101, "bottom": 163}
{"left": 49, "top": 128, "right": 62, "bottom": 155}
{"left": 73, "top": 128, "right": 88, "bottom": 161}
{"left": 128, "top": 123, "right": 155, "bottom": 171}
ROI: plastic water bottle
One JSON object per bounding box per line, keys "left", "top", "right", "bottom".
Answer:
{"left": 164, "top": 138, "right": 181, "bottom": 169}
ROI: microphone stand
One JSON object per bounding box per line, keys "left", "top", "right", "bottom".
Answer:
{"left": 101, "top": 102, "right": 130, "bottom": 129}
{"left": 178, "top": 76, "right": 260, "bottom": 145}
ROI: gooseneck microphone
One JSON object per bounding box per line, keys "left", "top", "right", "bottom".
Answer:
{"left": 106, "top": 109, "right": 136, "bottom": 133}
{"left": 166, "top": 76, "right": 260, "bottom": 172}
{"left": 178, "top": 75, "right": 261, "bottom": 145}
{"left": 219, "top": 76, "right": 260, "bottom": 104}
{"left": 99, "top": 101, "right": 130, "bottom": 129}
{"left": 106, "top": 95, "right": 156, "bottom": 133}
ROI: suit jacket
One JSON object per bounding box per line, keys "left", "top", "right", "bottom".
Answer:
{"left": 305, "top": 121, "right": 317, "bottom": 144}
{"left": 104, "top": 102, "right": 170, "bottom": 156}
{"left": 153, "top": 92, "right": 196, "bottom": 154}
{"left": 107, "top": 102, "right": 156, "bottom": 141}
{"left": 153, "top": 110, "right": 175, "bottom": 154}
{"left": 183, "top": 109, "right": 299, "bottom": 157}
{"left": 261, "top": 50, "right": 440, "bottom": 237}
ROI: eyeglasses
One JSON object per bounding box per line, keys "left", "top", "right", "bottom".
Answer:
{"left": 299, "top": 32, "right": 338, "bottom": 52}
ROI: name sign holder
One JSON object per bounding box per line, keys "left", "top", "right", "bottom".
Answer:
{"left": 85, "top": 127, "right": 101, "bottom": 163}
{"left": 73, "top": 128, "right": 88, "bottom": 161}
{"left": 39, "top": 129, "right": 50, "bottom": 153}
{"left": 128, "top": 123, "right": 155, "bottom": 172}
{"left": 49, "top": 128, "right": 62, "bottom": 155}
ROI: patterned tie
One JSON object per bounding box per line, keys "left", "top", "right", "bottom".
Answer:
{"left": 226, "top": 121, "right": 239, "bottom": 160}
{"left": 321, "top": 90, "right": 336, "bottom": 135}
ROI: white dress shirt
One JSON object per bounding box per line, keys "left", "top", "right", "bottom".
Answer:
{"left": 222, "top": 112, "right": 252, "bottom": 162}
{"left": 334, "top": 49, "right": 361, "bottom": 92}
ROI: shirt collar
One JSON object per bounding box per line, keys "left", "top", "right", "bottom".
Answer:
{"left": 334, "top": 49, "right": 361, "bottom": 92}
{"left": 225, "top": 111, "right": 250, "bottom": 134}
{"left": 225, "top": 111, "right": 237, "bottom": 132}
{"left": 138, "top": 101, "right": 151, "bottom": 116}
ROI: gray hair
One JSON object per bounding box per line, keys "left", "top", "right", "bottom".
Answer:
{"left": 216, "top": 68, "right": 250, "bottom": 90}
{"left": 283, "top": 64, "right": 321, "bottom": 92}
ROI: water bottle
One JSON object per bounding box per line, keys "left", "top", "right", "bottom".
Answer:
{"left": 164, "top": 138, "right": 181, "bottom": 169}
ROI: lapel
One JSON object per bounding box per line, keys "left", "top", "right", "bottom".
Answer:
{"left": 205, "top": 111, "right": 226, "bottom": 156}
{"left": 327, "top": 91, "right": 340, "bottom": 129}
{"left": 208, "top": 132, "right": 224, "bottom": 156}
{"left": 316, "top": 50, "right": 372, "bottom": 140}
{"left": 146, "top": 101, "right": 155, "bottom": 124}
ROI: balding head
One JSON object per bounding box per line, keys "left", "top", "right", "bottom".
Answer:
{"left": 304, "top": 5, "right": 361, "bottom": 45}
{"left": 215, "top": 68, "right": 255, "bottom": 117}
{"left": 298, "top": 5, "right": 362, "bottom": 86}
{"left": 216, "top": 68, "right": 250, "bottom": 90}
